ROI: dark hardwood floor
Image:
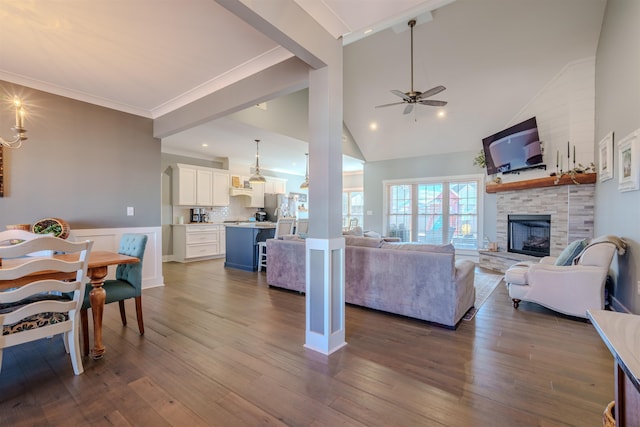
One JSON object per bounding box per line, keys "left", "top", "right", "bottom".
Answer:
{"left": 0, "top": 259, "right": 614, "bottom": 426}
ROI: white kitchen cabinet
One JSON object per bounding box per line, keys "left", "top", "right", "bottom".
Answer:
{"left": 173, "top": 224, "right": 225, "bottom": 262}
{"left": 174, "top": 164, "right": 197, "bottom": 205}
{"left": 196, "top": 168, "right": 213, "bottom": 206}
{"left": 212, "top": 170, "right": 230, "bottom": 206}
{"left": 174, "top": 163, "right": 213, "bottom": 206}
{"left": 264, "top": 177, "right": 287, "bottom": 194}
{"left": 247, "top": 182, "right": 265, "bottom": 208}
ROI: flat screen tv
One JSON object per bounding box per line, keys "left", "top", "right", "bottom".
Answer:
{"left": 482, "top": 117, "right": 543, "bottom": 175}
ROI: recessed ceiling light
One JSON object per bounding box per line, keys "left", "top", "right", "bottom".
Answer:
{"left": 201, "top": 143, "right": 208, "bottom": 147}
{"left": 437, "top": 110, "right": 446, "bottom": 118}
{"left": 369, "top": 122, "right": 378, "bottom": 131}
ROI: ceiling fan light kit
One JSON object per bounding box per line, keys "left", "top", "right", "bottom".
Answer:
{"left": 375, "top": 19, "right": 447, "bottom": 115}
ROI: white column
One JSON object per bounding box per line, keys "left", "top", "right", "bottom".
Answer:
{"left": 306, "top": 50, "right": 345, "bottom": 354}
{"left": 304, "top": 237, "right": 346, "bottom": 354}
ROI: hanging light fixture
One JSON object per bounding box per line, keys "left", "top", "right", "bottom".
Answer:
{"left": 1, "top": 97, "right": 28, "bottom": 148}
{"left": 249, "top": 139, "right": 266, "bottom": 183}
{"left": 300, "top": 152, "right": 309, "bottom": 189}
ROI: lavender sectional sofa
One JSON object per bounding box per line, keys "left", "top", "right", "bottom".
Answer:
{"left": 266, "top": 235, "right": 476, "bottom": 329}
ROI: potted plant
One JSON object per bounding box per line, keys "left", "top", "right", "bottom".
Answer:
{"left": 474, "top": 150, "right": 502, "bottom": 183}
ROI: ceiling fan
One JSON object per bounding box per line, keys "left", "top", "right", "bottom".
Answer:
{"left": 375, "top": 19, "right": 447, "bottom": 115}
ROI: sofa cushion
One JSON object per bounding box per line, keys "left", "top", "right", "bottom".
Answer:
{"left": 380, "top": 242, "right": 455, "bottom": 254}
{"left": 281, "top": 234, "right": 304, "bottom": 241}
{"left": 555, "top": 239, "right": 588, "bottom": 266}
{"left": 344, "top": 235, "right": 385, "bottom": 248}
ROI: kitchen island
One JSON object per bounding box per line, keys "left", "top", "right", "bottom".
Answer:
{"left": 224, "top": 223, "right": 275, "bottom": 271}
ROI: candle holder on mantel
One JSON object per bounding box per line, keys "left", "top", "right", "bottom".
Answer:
{"left": 553, "top": 162, "right": 596, "bottom": 185}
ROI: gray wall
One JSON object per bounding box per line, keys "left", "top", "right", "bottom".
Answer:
{"left": 594, "top": 0, "right": 640, "bottom": 314}
{"left": 363, "top": 150, "right": 482, "bottom": 233}
{"left": 0, "top": 81, "right": 160, "bottom": 230}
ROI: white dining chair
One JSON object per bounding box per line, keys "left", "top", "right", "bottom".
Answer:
{"left": 0, "top": 236, "right": 93, "bottom": 375}
{"left": 258, "top": 218, "right": 295, "bottom": 272}
{"left": 0, "top": 229, "right": 54, "bottom": 256}
{"left": 295, "top": 219, "right": 309, "bottom": 235}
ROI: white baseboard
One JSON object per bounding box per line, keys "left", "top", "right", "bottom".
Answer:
{"left": 69, "top": 226, "right": 164, "bottom": 289}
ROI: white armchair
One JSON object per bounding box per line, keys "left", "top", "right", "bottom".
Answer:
{"left": 505, "top": 236, "right": 626, "bottom": 318}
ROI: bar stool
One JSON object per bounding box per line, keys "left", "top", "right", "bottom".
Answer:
{"left": 257, "top": 218, "right": 294, "bottom": 272}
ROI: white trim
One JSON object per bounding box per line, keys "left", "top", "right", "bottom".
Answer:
{"left": 382, "top": 172, "right": 485, "bottom": 186}
{"left": 68, "top": 226, "right": 164, "bottom": 289}
{"left": 150, "top": 47, "right": 294, "bottom": 118}
{"left": 304, "top": 237, "right": 346, "bottom": 355}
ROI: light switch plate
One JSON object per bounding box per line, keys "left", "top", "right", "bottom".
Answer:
{"left": 127, "top": 206, "right": 134, "bottom": 216}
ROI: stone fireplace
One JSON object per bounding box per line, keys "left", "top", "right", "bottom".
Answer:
{"left": 496, "top": 183, "right": 594, "bottom": 257}
{"left": 480, "top": 175, "right": 596, "bottom": 272}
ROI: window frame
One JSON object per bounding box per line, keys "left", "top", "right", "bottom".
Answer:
{"left": 382, "top": 174, "right": 485, "bottom": 253}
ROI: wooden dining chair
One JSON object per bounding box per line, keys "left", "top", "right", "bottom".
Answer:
{"left": 80, "top": 233, "right": 147, "bottom": 355}
{"left": 0, "top": 236, "right": 93, "bottom": 375}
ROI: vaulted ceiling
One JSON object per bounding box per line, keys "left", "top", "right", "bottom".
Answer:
{"left": 0, "top": 0, "right": 606, "bottom": 175}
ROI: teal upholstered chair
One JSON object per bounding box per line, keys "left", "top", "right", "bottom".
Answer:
{"left": 80, "top": 233, "right": 147, "bottom": 355}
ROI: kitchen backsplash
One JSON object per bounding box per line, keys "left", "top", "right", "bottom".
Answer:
{"left": 172, "top": 196, "right": 261, "bottom": 224}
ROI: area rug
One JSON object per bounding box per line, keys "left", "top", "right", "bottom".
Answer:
{"left": 462, "top": 271, "right": 504, "bottom": 321}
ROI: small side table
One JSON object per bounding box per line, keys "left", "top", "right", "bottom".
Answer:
{"left": 588, "top": 309, "right": 640, "bottom": 426}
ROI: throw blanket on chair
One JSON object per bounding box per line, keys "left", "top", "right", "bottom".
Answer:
{"left": 573, "top": 235, "right": 626, "bottom": 265}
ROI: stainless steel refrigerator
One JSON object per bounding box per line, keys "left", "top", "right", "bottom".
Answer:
{"left": 264, "top": 194, "right": 298, "bottom": 222}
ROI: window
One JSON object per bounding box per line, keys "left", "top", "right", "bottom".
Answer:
{"left": 343, "top": 190, "right": 363, "bottom": 229}
{"left": 386, "top": 177, "right": 481, "bottom": 249}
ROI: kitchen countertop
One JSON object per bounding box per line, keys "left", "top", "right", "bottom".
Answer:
{"left": 172, "top": 223, "right": 225, "bottom": 226}
{"left": 224, "top": 222, "right": 276, "bottom": 228}
{"left": 587, "top": 309, "right": 640, "bottom": 393}
{"left": 171, "top": 222, "right": 276, "bottom": 228}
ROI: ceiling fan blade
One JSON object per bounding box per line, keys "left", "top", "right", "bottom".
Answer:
{"left": 418, "top": 99, "right": 448, "bottom": 107}
{"left": 403, "top": 104, "right": 414, "bottom": 115}
{"left": 416, "top": 85, "right": 446, "bottom": 99}
{"left": 375, "top": 101, "right": 407, "bottom": 108}
{"left": 391, "top": 90, "right": 410, "bottom": 101}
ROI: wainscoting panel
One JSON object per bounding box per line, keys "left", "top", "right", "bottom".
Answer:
{"left": 69, "top": 226, "right": 164, "bottom": 289}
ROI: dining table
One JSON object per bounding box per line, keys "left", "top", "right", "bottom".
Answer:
{"left": 0, "top": 250, "right": 139, "bottom": 359}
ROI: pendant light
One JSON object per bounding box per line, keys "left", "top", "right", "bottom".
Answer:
{"left": 300, "top": 152, "right": 309, "bottom": 189}
{"left": 249, "top": 139, "right": 266, "bottom": 183}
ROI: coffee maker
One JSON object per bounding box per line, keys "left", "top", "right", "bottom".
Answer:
{"left": 255, "top": 210, "right": 267, "bottom": 222}
{"left": 190, "top": 208, "right": 202, "bottom": 223}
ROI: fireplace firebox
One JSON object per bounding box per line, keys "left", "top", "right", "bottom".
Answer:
{"left": 508, "top": 214, "right": 551, "bottom": 257}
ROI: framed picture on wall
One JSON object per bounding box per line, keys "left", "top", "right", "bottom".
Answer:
{"left": 598, "top": 132, "right": 614, "bottom": 182}
{"left": 617, "top": 129, "right": 640, "bottom": 192}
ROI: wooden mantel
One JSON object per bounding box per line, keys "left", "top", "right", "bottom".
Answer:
{"left": 485, "top": 173, "right": 597, "bottom": 193}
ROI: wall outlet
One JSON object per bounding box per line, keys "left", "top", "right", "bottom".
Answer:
{"left": 127, "top": 206, "right": 134, "bottom": 216}
{"left": 366, "top": 210, "right": 373, "bottom": 216}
